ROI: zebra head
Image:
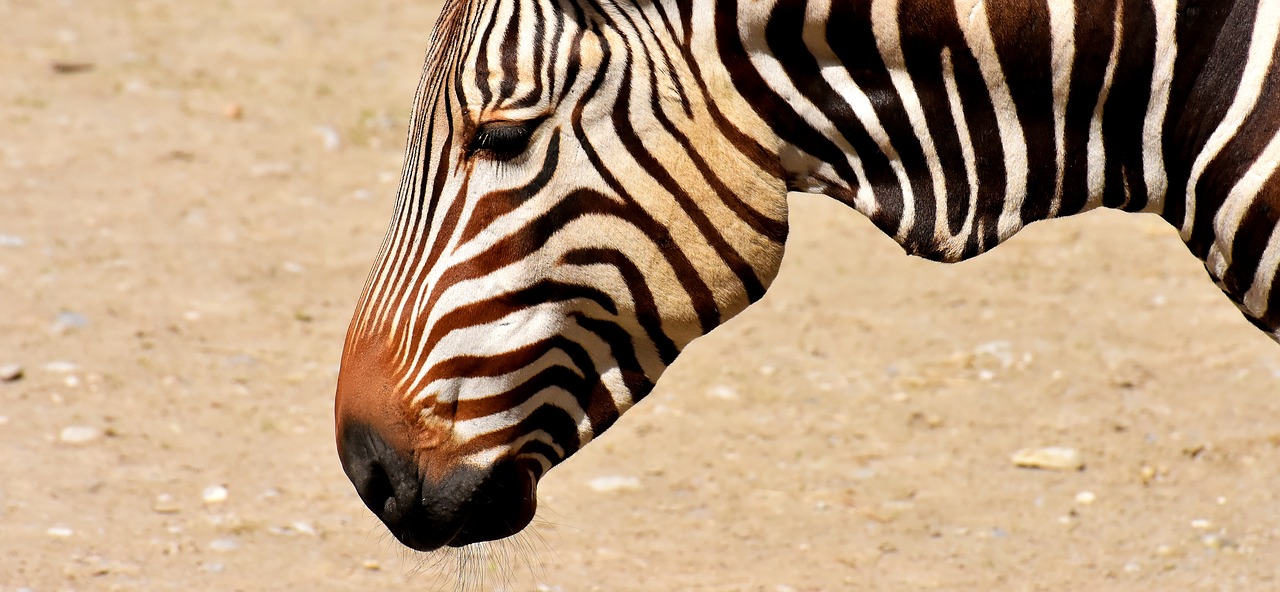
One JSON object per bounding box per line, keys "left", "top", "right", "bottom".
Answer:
{"left": 335, "top": 0, "right": 789, "bottom": 551}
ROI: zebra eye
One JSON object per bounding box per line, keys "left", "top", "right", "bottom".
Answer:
{"left": 468, "top": 119, "right": 542, "bottom": 161}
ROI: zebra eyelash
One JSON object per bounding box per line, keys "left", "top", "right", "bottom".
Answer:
{"left": 468, "top": 118, "right": 545, "bottom": 161}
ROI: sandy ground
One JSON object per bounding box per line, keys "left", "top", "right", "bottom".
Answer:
{"left": 4, "top": 1, "right": 1280, "bottom": 590}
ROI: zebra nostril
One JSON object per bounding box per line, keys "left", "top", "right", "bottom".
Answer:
{"left": 362, "top": 461, "right": 400, "bottom": 520}
{"left": 337, "top": 422, "right": 421, "bottom": 526}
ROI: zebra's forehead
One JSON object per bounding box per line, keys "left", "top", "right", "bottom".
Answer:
{"left": 433, "top": 0, "right": 606, "bottom": 115}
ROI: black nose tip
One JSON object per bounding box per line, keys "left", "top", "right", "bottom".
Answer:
{"left": 337, "top": 422, "right": 462, "bottom": 551}
{"left": 337, "top": 421, "right": 540, "bottom": 551}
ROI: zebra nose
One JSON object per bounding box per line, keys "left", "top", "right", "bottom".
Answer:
{"left": 337, "top": 422, "right": 464, "bottom": 551}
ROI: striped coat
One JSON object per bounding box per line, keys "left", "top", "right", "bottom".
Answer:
{"left": 335, "top": 0, "right": 1280, "bottom": 551}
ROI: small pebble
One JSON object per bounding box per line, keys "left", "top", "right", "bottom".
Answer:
{"left": 0, "top": 233, "right": 25, "bottom": 247}
{"left": 362, "top": 559, "right": 381, "bottom": 570}
{"left": 202, "top": 485, "right": 228, "bottom": 504}
{"left": 224, "top": 102, "right": 243, "bottom": 120}
{"left": 44, "top": 361, "right": 79, "bottom": 373}
{"left": 1074, "top": 491, "right": 1097, "bottom": 505}
{"left": 587, "top": 475, "right": 641, "bottom": 493}
{"left": 1011, "top": 447, "right": 1084, "bottom": 471}
{"left": 1123, "top": 561, "right": 1141, "bottom": 574}
{"left": 0, "top": 363, "right": 23, "bottom": 381}
{"left": 153, "top": 493, "right": 180, "bottom": 514}
{"left": 1140, "top": 465, "right": 1157, "bottom": 483}
{"left": 59, "top": 425, "right": 103, "bottom": 445}
{"left": 208, "top": 537, "right": 239, "bottom": 552}
{"left": 315, "top": 125, "right": 342, "bottom": 151}
{"left": 1190, "top": 518, "right": 1212, "bottom": 529}
{"left": 47, "top": 525, "right": 74, "bottom": 538}
{"left": 707, "top": 385, "right": 739, "bottom": 400}
{"left": 1202, "top": 534, "right": 1223, "bottom": 549}
{"left": 51, "top": 311, "right": 89, "bottom": 334}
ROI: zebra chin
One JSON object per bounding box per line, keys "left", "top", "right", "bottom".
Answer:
{"left": 336, "top": 420, "right": 539, "bottom": 552}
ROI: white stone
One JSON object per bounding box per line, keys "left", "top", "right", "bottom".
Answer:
{"left": 707, "top": 385, "right": 740, "bottom": 400}
{"left": 58, "top": 425, "right": 103, "bottom": 445}
{"left": 1011, "top": 447, "right": 1083, "bottom": 471}
{"left": 587, "top": 475, "right": 641, "bottom": 493}
{"left": 202, "top": 485, "right": 229, "bottom": 504}
{"left": 973, "top": 340, "right": 1014, "bottom": 368}
{"left": 153, "top": 493, "right": 180, "bottom": 514}
{"left": 1190, "top": 518, "right": 1212, "bottom": 530}
{"left": 43, "top": 361, "right": 79, "bottom": 373}
{"left": 0, "top": 363, "right": 22, "bottom": 381}
{"left": 315, "top": 125, "right": 342, "bottom": 151}
{"left": 208, "top": 537, "right": 239, "bottom": 552}
{"left": 46, "top": 526, "right": 73, "bottom": 538}
{"left": 1074, "top": 491, "right": 1097, "bottom": 505}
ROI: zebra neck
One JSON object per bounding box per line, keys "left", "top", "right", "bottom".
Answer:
{"left": 715, "top": 0, "right": 1209, "bottom": 263}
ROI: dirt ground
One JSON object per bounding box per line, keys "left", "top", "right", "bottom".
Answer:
{"left": 4, "top": 1, "right": 1280, "bottom": 590}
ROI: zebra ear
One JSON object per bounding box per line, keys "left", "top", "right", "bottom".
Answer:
{"left": 468, "top": 117, "right": 547, "bottom": 161}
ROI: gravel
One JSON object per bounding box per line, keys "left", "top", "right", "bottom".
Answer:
{"left": 587, "top": 475, "right": 641, "bottom": 493}
{"left": 1010, "top": 447, "right": 1084, "bottom": 471}
{"left": 202, "top": 484, "right": 229, "bottom": 504}
{"left": 0, "top": 363, "right": 23, "bottom": 381}
{"left": 43, "top": 361, "right": 79, "bottom": 373}
{"left": 58, "top": 425, "right": 104, "bottom": 445}
{"left": 51, "top": 311, "right": 89, "bottom": 334}
{"left": 209, "top": 537, "right": 240, "bottom": 552}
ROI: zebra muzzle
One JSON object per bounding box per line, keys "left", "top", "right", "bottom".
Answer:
{"left": 337, "top": 421, "right": 537, "bottom": 551}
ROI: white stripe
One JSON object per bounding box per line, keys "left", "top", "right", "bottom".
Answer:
{"left": 1046, "top": 0, "right": 1075, "bottom": 218}
{"left": 804, "top": 0, "right": 919, "bottom": 241}
{"left": 871, "top": 0, "right": 955, "bottom": 248}
{"left": 1141, "top": 0, "right": 1178, "bottom": 211}
{"left": 940, "top": 47, "right": 980, "bottom": 254}
{"left": 1086, "top": 0, "right": 1125, "bottom": 207}
{"left": 1183, "top": 0, "right": 1280, "bottom": 240}
{"left": 737, "top": 0, "right": 880, "bottom": 219}
{"left": 953, "top": 0, "right": 1029, "bottom": 240}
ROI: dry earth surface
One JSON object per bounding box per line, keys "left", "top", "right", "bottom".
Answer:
{"left": 4, "top": 1, "right": 1280, "bottom": 590}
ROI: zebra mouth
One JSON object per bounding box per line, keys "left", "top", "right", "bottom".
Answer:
{"left": 443, "top": 460, "right": 539, "bottom": 547}
{"left": 338, "top": 421, "right": 538, "bottom": 552}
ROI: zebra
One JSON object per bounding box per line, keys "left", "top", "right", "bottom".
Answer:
{"left": 334, "top": 0, "right": 1280, "bottom": 552}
